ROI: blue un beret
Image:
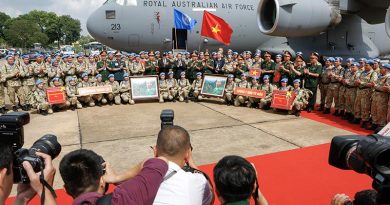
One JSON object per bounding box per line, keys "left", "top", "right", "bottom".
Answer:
{"left": 81, "top": 73, "right": 88, "bottom": 78}
{"left": 366, "top": 60, "right": 375, "bottom": 65}
{"left": 281, "top": 78, "right": 288, "bottom": 83}
{"left": 123, "top": 73, "right": 129, "bottom": 77}
{"left": 293, "top": 79, "right": 301, "bottom": 83}
{"left": 196, "top": 72, "right": 202, "bottom": 76}
{"left": 263, "top": 75, "right": 270, "bottom": 80}
{"left": 160, "top": 72, "right": 165, "bottom": 76}
{"left": 96, "top": 74, "right": 102, "bottom": 78}
{"left": 108, "top": 74, "right": 115, "bottom": 78}
{"left": 52, "top": 77, "right": 60, "bottom": 82}
{"left": 383, "top": 64, "right": 390, "bottom": 70}
{"left": 227, "top": 74, "right": 234, "bottom": 78}
{"left": 36, "top": 79, "right": 43, "bottom": 85}
{"left": 327, "top": 57, "right": 335, "bottom": 62}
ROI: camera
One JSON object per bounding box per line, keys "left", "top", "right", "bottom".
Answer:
{"left": 329, "top": 134, "right": 390, "bottom": 204}
{"left": 160, "top": 109, "right": 174, "bottom": 129}
{"left": 0, "top": 112, "right": 62, "bottom": 183}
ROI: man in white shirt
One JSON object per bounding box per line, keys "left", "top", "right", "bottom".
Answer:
{"left": 152, "top": 126, "right": 214, "bottom": 205}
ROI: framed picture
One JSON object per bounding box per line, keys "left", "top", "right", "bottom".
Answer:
{"left": 130, "top": 75, "right": 159, "bottom": 100}
{"left": 200, "top": 74, "right": 228, "bottom": 98}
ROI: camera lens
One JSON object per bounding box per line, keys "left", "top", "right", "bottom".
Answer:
{"left": 30, "top": 134, "right": 61, "bottom": 160}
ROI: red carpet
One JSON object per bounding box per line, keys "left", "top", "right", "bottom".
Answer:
{"left": 301, "top": 108, "right": 373, "bottom": 136}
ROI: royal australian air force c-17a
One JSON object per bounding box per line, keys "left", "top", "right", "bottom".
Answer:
{"left": 87, "top": 0, "right": 390, "bottom": 58}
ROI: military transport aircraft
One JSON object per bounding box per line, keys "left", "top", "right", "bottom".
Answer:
{"left": 87, "top": 0, "right": 390, "bottom": 58}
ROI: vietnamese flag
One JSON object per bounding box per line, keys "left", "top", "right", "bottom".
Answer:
{"left": 201, "top": 11, "right": 233, "bottom": 45}
{"left": 249, "top": 68, "right": 261, "bottom": 78}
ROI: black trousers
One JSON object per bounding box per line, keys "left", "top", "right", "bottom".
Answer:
{"left": 305, "top": 86, "right": 318, "bottom": 109}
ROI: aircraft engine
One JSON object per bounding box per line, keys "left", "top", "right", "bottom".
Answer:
{"left": 386, "top": 6, "right": 390, "bottom": 37}
{"left": 257, "top": 0, "right": 342, "bottom": 37}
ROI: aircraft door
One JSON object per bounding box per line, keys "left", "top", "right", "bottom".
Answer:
{"left": 172, "top": 28, "right": 187, "bottom": 49}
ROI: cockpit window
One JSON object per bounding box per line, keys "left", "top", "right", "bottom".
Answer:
{"left": 106, "top": 10, "right": 116, "bottom": 19}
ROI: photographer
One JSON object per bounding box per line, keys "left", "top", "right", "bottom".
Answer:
{"left": 59, "top": 149, "right": 168, "bottom": 205}
{"left": 213, "top": 155, "right": 268, "bottom": 205}
{"left": 0, "top": 144, "right": 57, "bottom": 205}
{"left": 152, "top": 125, "right": 214, "bottom": 205}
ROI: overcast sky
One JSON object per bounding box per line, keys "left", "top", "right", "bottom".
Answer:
{"left": 0, "top": 0, "right": 106, "bottom": 35}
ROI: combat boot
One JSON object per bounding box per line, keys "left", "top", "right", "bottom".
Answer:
{"left": 185, "top": 97, "right": 189, "bottom": 103}
{"left": 368, "top": 123, "right": 378, "bottom": 131}
{"left": 12, "top": 106, "right": 18, "bottom": 112}
{"left": 343, "top": 112, "right": 350, "bottom": 120}
{"left": 323, "top": 108, "right": 331, "bottom": 114}
{"left": 295, "top": 110, "right": 301, "bottom": 117}
{"left": 360, "top": 121, "right": 369, "bottom": 129}
{"left": 0, "top": 107, "right": 6, "bottom": 114}
{"left": 41, "top": 110, "right": 48, "bottom": 116}
{"left": 318, "top": 104, "right": 324, "bottom": 111}
{"left": 338, "top": 110, "right": 345, "bottom": 117}
{"left": 351, "top": 118, "right": 361, "bottom": 124}
{"left": 21, "top": 105, "right": 28, "bottom": 111}
{"left": 333, "top": 110, "right": 339, "bottom": 116}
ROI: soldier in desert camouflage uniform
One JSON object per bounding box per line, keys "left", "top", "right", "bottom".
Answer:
{"left": 177, "top": 72, "right": 191, "bottom": 103}
{"left": 224, "top": 74, "right": 236, "bottom": 106}
{"left": 1, "top": 55, "right": 25, "bottom": 111}
{"left": 78, "top": 72, "right": 95, "bottom": 107}
{"left": 234, "top": 73, "right": 250, "bottom": 107}
{"left": 324, "top": 57, "right": 344, "bottom": 114}
{"left": 33, "top": 54, "right": 48, "bottom": 87}
{"left": 33, "top": 79, "right": 53, "bottom": 115}
{"left": 92, "top": 74, "right": 107, "bottom": 106}
{"left": 191, "top": 72, "right": 203, "bottom": 101}
{"left": 259, "top": 75, "right": 276, "bottom": 109}
{"left": 20, "top": 55, "right": 35, "bottom": 111}
{"left": 368, "top": 63, "right": 390, "bottom": 130}
{"left": 106, "top": 74, "right": 121, "bottom": 105}
{"left": 352, "top": 60, "right": 378, "bottom": 128}
{"left": 119, "top": 73, "right": 135, "bottom": 105}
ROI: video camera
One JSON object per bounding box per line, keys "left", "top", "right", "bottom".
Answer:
{"left": 329, "top": 134, "right": 390, "bottom": 204}
{"left": 0, "top": 112, "right": 62, "bottom": 183}
{"left": 160, "top": 109, "right": 174, "bottom": 129}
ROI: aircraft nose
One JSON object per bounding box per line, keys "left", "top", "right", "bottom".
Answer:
{"left": 87, "top": 8, "right": 105, "bottom": 41}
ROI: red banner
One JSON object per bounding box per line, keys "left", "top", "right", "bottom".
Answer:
{"left": 249, "top": 68, "right": 261, "bottom": 78}
{"left": 271, "top": 90, "right": 296, "bottom": 110}
{"left": 234, "top": 87, "right": 266, "bottom": 98}
{"left": 47, "top": 87, "right": 66, "bottom": 105}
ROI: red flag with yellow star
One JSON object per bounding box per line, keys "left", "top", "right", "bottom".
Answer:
{"left": 201, "top": 11, "right": 233, "bottom": 45}
{"left": 249, "top": 68, "right": 261, "bottom": 78}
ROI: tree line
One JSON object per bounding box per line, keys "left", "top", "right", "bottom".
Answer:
{"left": 0, "top": 10, "right": 81, "bottom": 49}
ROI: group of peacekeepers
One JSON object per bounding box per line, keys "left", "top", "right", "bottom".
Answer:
{"left": 1, "top": 48, "right": 389, "bottom": 128}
